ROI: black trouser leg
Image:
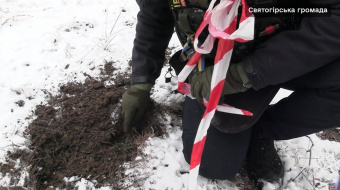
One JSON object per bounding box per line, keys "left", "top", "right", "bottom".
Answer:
{"left": 253, "top": 58, "right": 340, "bottom": 140}
{"left": 182, "top": 96, "right": 252, "bottom": 180}
{"left": 181, "top": 58, "right": 340, "bottom": 179}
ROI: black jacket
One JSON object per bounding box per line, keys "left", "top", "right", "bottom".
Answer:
{"left": 131, "top": 0, "right": 174, "bottom": 84}
{"left": 131, "top": 0, "right": 340, "bottom": 90}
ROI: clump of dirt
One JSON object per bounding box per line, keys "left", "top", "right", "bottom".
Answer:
{"left": 0, "top": 67, "right": 169, "bottom": 189}
{"left": 100, "top": 60, "right": 117, "bottom": 76}
{"left": 25, "top": 76, "right": 167, "bottom": 189}
{"left": 317, "top": 128, "right": 340, "bottom": 143}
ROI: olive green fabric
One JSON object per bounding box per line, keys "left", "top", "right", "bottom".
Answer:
{"left": 122, "top": 83, "right": 152, "bottom": 133}
{"left": 191, "top": 62, "right": 251, "bottom": 103}
{"left": 237, "top": 62, "right": 252, "bottom": 88}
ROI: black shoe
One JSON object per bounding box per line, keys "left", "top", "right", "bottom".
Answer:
{"left": 246, "top": 137, "right": 284, "bottom": 190}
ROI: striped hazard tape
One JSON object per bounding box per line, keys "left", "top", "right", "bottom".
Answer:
{"left": 176, "top": 0, "right": 255, "bottom": 189}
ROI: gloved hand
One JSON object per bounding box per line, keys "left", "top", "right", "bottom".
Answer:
{"left": 191, "top": 62, "right": 251, "bottom": 103}
{"left": 122, "top": 83, "right": 152, "bottom": 133}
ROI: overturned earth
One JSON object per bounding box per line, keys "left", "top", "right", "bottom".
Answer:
{"left": 26, "top": 78, "right": 166, "bottom": 189}
{"left": 0, "top": 62, "right": 174, "bottom": 189}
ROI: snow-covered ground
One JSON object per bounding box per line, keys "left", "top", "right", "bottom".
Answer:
{"left": 0, "top": 0, "right": 339, "bottom": 189}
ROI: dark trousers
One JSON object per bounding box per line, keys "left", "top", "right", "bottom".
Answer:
{"left": 182, "top": 58, "right": 340, "bottom": 180}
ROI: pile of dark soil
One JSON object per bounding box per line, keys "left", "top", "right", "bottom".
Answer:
{"left": 26, "top": 76, "right": 168, "bottom": 189}
{"left": 0, "top": 62, "right": 172, "bottom": 189}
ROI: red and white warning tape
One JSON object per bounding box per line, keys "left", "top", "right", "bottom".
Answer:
{"left": 176, "top": 0, "right": 254, "bottom": 189}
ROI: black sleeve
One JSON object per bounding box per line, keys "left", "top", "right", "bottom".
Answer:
{"left": 243, "top": 1, "right": 340, "bottom": 90}
{"left": 131, "top": 0, "right": 175, "bottom": 85}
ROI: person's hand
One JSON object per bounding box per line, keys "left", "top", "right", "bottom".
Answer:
{"left": 190, "top": 62, "right": 251, "bottom": 103}
{"left": 122, "top": 83, "right": 152, "bottom": 133}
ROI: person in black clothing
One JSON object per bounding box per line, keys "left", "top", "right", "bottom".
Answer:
{"left": 122, "top": 0, "right": 340, "bottom": 188}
